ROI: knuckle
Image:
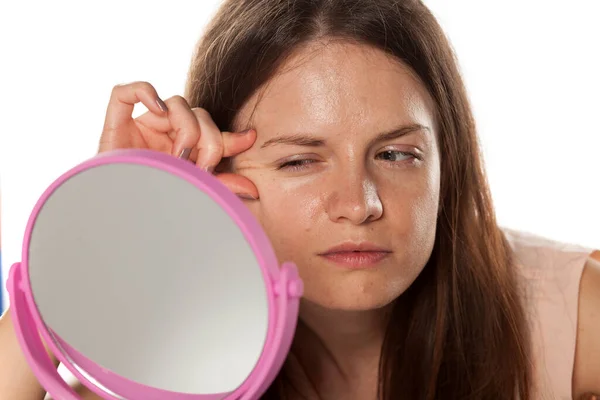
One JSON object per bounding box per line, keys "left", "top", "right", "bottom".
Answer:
{"left": 206, "top": 141, "right": 224, "bottom": 156}
{"left": 193, "top": 107, "right": 210, "bottom": 118}
{"left": 192, "top": 108, "right": 215, "bottom": 124}
{"left": 111, "top": 83, "right": 124, "bottom": 94}
{"left": 170, "top": 95, "right": 189, "bottom": 107}
{"left": 137, "top": 81, "right": 154, "bottom": 92}
{"left": 111, "top": 81, "right": 154, "bottom": 95}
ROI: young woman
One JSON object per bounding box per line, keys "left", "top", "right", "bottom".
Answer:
{"left": 1, "top": 0, "right": 599, "bottom": 399}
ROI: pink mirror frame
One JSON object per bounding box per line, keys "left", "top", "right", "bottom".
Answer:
{"left": 6, "top": 149, "right": 303, "bottom": 400}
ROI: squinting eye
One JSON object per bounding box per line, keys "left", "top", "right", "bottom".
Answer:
{"left": 277, "top": 159, "right": 316, "bottom": 171}
{"left": 376, "top": 150, "right": 417, "bottom": 162}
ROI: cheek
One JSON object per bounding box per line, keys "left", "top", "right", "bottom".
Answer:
{"left": 243, "top": 177, "right": 323, "bottom": 258}
{"left": 379, "top": 168, "right": 440, "bottom": 243}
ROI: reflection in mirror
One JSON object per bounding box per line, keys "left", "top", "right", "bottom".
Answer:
{"left": 28, "top": 164, "right": 269, "bottom": 395}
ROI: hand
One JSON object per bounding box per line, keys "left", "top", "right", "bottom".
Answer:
{"left": 98, "top": 81, "right": 259, "bottom": 200}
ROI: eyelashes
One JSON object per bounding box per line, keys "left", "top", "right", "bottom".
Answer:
{"left": 277, "top": 150, "right": 420, "bottom": 172}
{"left": 375, "top": 150, "right": 419, "bottom": 163}
{"left": 277, "top": 158, "right": 317, "bottom": 171}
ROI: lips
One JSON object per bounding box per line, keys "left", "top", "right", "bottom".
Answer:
{"left": 320, "top": 242, "right": 391, "bottom": 255}
{"left": 318, "top": 242, "right": 392, "bottom": 268}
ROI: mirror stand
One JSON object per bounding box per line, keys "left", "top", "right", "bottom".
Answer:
{"left": 8, "top": 260, "right": 303, "bottom": 400}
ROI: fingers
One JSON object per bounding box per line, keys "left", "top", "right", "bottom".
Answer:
{"left": 161, "top": 96, "right": 203, "bottom": 158}
{"left": 103, "top": 81, "right": 167, "bottom": 132}
{"left": 135, "top": 108, "right": 171, "bottom": 133}
{"left": 222, "top": 129, "right": 256, "bottom": 157}
{"left": 135, "top": 97, "right": 256, "bottom": 168}
{"left": 102, "top": 82, "right": 259, "bottom": 198}
{"left": 186, "top": 108, "right": 225, "bottom": 171}
{"left": 216, "top": 173, "right": 260, "bottom": 200}
{"left": 136, "top": 110, "right": 256, "bottom": 160}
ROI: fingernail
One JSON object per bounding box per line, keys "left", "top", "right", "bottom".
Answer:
{"left": 156, "top": 98, "right": 168, "bottom": 112}
{"left": 237, "top": 193, "right": 257, "bottom": 200}
{"left": 178, "top": 148, "right": 192, "bottom": 160}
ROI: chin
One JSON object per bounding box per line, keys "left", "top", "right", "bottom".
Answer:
{"left": 315, "top": 297, "right": 396, "bottom": 312}
{"left": 303, "top": 274, "right": 407, "bottom": 311}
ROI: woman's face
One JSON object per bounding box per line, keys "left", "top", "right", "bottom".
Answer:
{"left": 231, "top": 41, "right": 441, "bottom": 310}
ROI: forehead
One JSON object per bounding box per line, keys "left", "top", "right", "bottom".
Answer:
{"left": 234, "top": 40, "right": 436, "bottom": 140}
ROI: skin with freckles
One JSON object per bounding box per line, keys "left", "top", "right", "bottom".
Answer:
{"left": 224, "top": 41, "right": 442, "bottom": 398}
{"left": 230, "top": 40, "right": 441, "bottom": 313}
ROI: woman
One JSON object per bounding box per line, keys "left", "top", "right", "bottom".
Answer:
{"left": 1, "top": 0, "right": 599, "bottom": 399}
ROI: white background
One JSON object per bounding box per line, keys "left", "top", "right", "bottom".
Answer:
{"left": 1, "top": 0, "right": 599, "bottom": 312}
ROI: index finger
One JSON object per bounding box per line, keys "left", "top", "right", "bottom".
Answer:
{"left": 221, "top": 129, "right": 257, "bottom": 157}
{"left": 103, "top": 81, "right": 168, "bottom": 131}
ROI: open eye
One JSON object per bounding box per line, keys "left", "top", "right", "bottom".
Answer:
{"left": 376, "top": 150, "right": 418, "bottom": 163}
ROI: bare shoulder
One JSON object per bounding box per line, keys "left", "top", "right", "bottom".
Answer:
{"left": 573, "top": 250, "right": 600, "bottom": 398}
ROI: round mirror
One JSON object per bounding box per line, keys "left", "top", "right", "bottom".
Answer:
{"left": 7, "top": 149, "right": 302, "bottom": 400}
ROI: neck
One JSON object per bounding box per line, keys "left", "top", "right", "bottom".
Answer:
{"left": 287, "top": 300, "right": 392, "bottom": 398}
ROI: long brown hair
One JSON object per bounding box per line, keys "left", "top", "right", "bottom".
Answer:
{"left": 185, "top": 0, "right": 532, "bottom": 398}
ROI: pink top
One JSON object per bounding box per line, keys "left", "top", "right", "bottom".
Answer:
{"left": 503, "top": 227, "right": 595, "bottom": 399}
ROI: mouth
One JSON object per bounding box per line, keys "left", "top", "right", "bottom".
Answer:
{"left": 318, "top": 242, "right": 392, "bottom": 268}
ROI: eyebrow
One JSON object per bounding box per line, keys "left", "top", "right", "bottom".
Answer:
{"left": 260, "top": 123, "right": 430, "bottom": 149}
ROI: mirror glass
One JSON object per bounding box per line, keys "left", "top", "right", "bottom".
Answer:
{"left": 27, "top": 163, "right": 269, "bottom": 395}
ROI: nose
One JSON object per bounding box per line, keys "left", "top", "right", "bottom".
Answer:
{"left": 325, "top": 170, "right": 384, "bottom": 225}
